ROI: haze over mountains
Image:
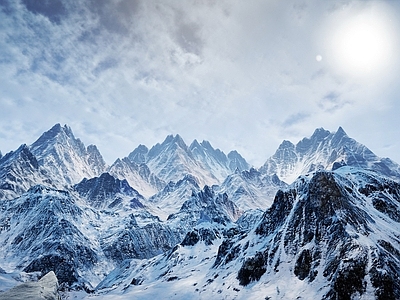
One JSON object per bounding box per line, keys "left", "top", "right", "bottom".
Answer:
{"left": 1, "top": 124, "right": 400, "bottom": 299}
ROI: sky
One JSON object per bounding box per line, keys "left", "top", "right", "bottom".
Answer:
{"left": 0, "top": 0, "right": 400, "bottom": 167}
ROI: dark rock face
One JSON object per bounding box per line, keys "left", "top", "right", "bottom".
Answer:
{"left": 213, "top": 239, "right": 237, "bottom": 267}
{"left": 237, "top": 252, "right": 267, "bottom": 286}
{"left": 101, "top": 220, "right": 180, "bottom": 263}
{"left": 294, "top": 249, "right": 312, "bottom": 280}
{"left": 181, "top": 227, "right": 220, "bottom": 246}
{"left": 216, "top": 169, "right": 400, "bottom": 299}
{"left": 24, "top": 255, "right": 78, "bottom": 287}
{"left": 74, "top": 172, "right": 145, "bottom": 210}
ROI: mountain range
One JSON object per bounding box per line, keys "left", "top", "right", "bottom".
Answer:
{"left": 0, "top": 124, "right": 399, "bottom": 299}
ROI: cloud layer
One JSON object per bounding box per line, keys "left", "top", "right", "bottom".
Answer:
{"left": 1, "top": 0, "right": 400, "bottom": 166}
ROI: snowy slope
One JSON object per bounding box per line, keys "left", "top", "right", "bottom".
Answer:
{"left": 0, "top": 144, "right": 52, "bottom": 200}
{"left": 0, "top": 185, "right": 105, "bottom": 289}
{"left": 260, "top": 127, "right": 400, "bottom": 184}
{"left": 0, "top": 271, "right": 59, "bottom": 300}
{"left": 0, "top": 183, "right": 181, "bottom": 289}
{"left": 189, "top": 140, "right": 250, "bottom": 181}
{"left": 108, "top": 157, "right": 165, "bottom": 198}
{"left": 217, "top": 167, "right": 287, "bottom": 211}
{"left": 147, "top": 174, "right": 201, "bottom": 220}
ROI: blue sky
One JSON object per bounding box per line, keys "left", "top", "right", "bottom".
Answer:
{"left": 1, "top": 0, "right": 400, "bottom": 166}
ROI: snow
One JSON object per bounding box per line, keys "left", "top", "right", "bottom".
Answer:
{"left": 0, "top": 271, "right": 58, "bottom": 300}
{"left": 2, "top": 125, "right": 400, "bottom": 299}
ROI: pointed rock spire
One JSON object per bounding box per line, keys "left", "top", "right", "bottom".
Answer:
{"left": 335, "top": 126, "right": 347, "bottom": 137}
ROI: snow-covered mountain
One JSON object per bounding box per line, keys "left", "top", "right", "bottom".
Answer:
{"left": 0, "top": 144, "right": 49, "bottom": 200}
{"left": 216, "top": 167, "right": 287, "bottom": 211}
{"left": 1, "top": 124, "right": 400, "bottom": 299}
{"left": 0, "top": 182, "right": 182, "bottom": 289}
{"left": 189, "top": 140, "right": 250, "bottom": 180}
{"left": 30, "top": 124, "right": 107, "bottom": 186}
{"left": 108, "top": 157, "right": 165, "bottom": 198}
{"left": 128, "top": 134, "right": 250, "bottom": 188}
{"left": 166, "top": 185, "right": 242, "bottom": 233}
{"left": 147, "top": 174, "right": 201, "bottom": 220}
{"left": 0, "top": 185, "right": 102, "bottom": 289}
{"left": 260, "top": 127, "right": 400, "bottom": 184}
{"left": 74, "top": 172, "right": 146, "bottom": 210}
{"left": 0, "top": 124, "right": 107, "bottom": 200}
{"left": 89, "top": 166, "right": 400, "bottom": 299}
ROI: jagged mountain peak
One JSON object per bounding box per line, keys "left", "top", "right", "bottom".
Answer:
{"left": 30, "top": 123, "right": 84, "bottom": 157}
{"left": 260, "top": 127, "right": 400, "bottom": 183}
{"left": 296, "top": 128, "right": 330, "bottom": 153}
{"left": 128, "top": 144, "right": 149, "bottom": 164}
{"left": 0, "top": 144, "right": 36, "bottom": 166}
{"left": 146, "top": 134, "right": 190, "bottom": 160}
{"left": 191, "top": 139, "right": 228, "bottom": 164}
{"left": 31, "top": 123, "right": 75, "bottom": 149}
{"left": 189, "top": 138, "right": 201, "bottom": 149}
{"left": 277, "top": 139, "right": 295, "bottom": 150}
{"left": 335, "top": 126, "right": 347, "bottom": 137}
{"left": 164, "top": 134, "right": 187, "bottom": 149}
{"left": 121, "top": 134, "right": 250, "bottom": 190}
{"left": 200, "top": 140, "right": 213, "bottom": 150}
{"left": 296, "top": 127, "right": 347, "bottom": 153}
{"left": 310, "top": 127, "right": 330, "bottom": 140}
{"left": 27, "top": 124, "right": 107, "bottom": 186}
{"left": 167, "top": 184, "right": 242, "bottom": 230}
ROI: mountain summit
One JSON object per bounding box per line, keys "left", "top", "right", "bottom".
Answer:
{"left": 260, "top": 127, "right": 400, "bottom": 183}
{"left": 30, "top": 124, "right": 107, "bottom": 186}
{"left": 126, "top": 134, "right": 250, "bottom": 188}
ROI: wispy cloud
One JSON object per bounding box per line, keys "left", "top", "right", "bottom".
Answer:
{"left": 1, "top": 0, "right": 400, "bottom": 165}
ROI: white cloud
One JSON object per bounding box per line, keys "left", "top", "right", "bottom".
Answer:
{"left": 0, "top": 0, "right": 399, "bottom": 166}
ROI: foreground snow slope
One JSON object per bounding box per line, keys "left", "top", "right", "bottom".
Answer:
{"left": 0, "top": 271, "right": 59, "bottom": 300}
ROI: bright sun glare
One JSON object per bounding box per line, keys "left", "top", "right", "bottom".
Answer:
{"left": 327, "top": 4, "right": 397, "bottom": 79}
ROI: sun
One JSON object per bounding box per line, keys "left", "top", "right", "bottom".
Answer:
{"left": 336, "top": 20, "right": 388, "bottom": 71}
{"left": 325, "top": 4, "right": 397, "bottom": 79}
